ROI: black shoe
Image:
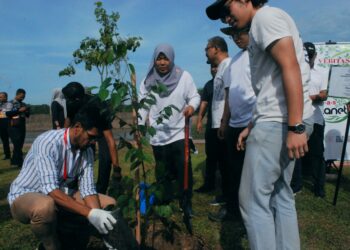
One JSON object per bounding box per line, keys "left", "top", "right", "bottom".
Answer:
{"left": 36, "top": 242, "right": 45, "bottom": 250}
{"left": 2, "top": 156, "right": 10, "bottom": 160}
{"left": 314, "top": 190, "right": 325, "bottom": 198}
{"left": 209, "top": 195, "right": 226, "bottom": 206}
{"left": 208, "top": 207, "right": 233, "bottom": 222}
{"left": 194, "top": 185, "right": 214, "bottom": 193}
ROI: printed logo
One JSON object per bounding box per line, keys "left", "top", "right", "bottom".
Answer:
{"left": 323, "top": 97, "right": 349, "bottom": 123}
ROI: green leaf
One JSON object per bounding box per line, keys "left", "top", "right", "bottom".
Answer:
{"left": 111, "top": 92, "right": 122, "bottom": 109}
{"left": 117, "top": 194, "right": 129, "bottom": 207}
{"left": 98, "top": 88, "right": 109, "bottom": 101}
{"left": 153, "top": 205, "right": 173, "bottom": 218}
{"left": 130, "top": 160, "right": 141, "bottom": 170}
{"left": 147, "top": 126, "right": 156, "bottom": 137}
{"left": 128, "top": 63, "right": 136, "bottom": 76}
{"left": 119, "top": 119, "right": 127, "bottom": 128}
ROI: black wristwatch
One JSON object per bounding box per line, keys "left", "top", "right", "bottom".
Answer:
{"left": 288, "top": 123, "right": 306, "bottom": 134}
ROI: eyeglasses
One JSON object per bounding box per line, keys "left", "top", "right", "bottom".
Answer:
{"left": 205, "top": 45, "right": 215, "bottom": 52}
{"left": 220, "top": 0, "right": 234, "bottom": 22}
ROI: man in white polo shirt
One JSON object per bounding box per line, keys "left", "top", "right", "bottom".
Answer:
{"left": 204, "top": 36, "right": 231, "bottom": 206}
{"left": 209, "top": 25, "right": 256, "bottom": 222}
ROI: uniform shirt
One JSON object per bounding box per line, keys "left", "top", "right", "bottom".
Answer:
{"left": 201, "top": 79, "right": 214, "bottom": 130}
{"left": 309, "top": 66, "right": 329, "bottom": 125}
{"left": 248, "top": 6, "right": 314, "bottom": 124}
{"left": 211, "top": 57, "right": 231, "bottom": 128}
{"left": 8, "top": 129, "right": 96, "bottom": 205}
{"left": 6, "top": 99, "right": 30, "bottom": 119}
{"left": 0, "top": 101, "right": 11, "bottom": 119}
{"left": 138, "top": 70, "right": 200, "bottom": 146}
{"left": 223, "top": 50, "right": 256, "bottom": 127}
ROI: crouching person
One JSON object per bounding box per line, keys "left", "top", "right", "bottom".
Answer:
{"left": 7, "top": 108, "right": 116, "bottom": 250}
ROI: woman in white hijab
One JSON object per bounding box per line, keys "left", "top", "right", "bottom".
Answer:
{"left": 138, "top": 43, "right": 200, "bottom": 210}
{"left": 50, "top": 88, "right": 66, "bottom": 129}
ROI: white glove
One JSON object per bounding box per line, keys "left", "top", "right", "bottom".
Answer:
{"left": 88, "top": 209, "right": 117, "bottom": 234}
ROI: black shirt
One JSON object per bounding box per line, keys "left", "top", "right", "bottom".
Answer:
{"left": 201, "top": 79, "right": 214, "bottom": 129}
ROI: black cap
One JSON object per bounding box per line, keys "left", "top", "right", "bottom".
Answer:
{"left": 304, "top": 42, "right": 316, "bottom": 61}
{"left": 206, "top": 0, "right": 227, "bottom": 20}
{"left": 220, "top": 25, "right": 250, "bottom": 35}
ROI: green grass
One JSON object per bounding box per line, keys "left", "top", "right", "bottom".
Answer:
{"left": 1, "top": 144, "right": 350, "bottom": 249}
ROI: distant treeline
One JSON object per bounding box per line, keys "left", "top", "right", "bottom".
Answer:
{"left": 29, "top": 104, "right": 134, "bottom": 115}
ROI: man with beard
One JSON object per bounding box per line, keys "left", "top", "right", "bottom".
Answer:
{"left": 8, "top": 109, "right": 117, "bottom": 250}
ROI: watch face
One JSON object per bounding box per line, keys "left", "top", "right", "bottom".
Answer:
{"left": 288, "top": 124, "right": 306, "bottom": 134}
{"left": 295, "top": 124, "right": 305, "bottom": 134}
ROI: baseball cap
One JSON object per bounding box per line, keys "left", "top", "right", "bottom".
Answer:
{"left": 220, "top": 25, "right": 250, "bottom": 36}
{"left": 304, "top": 42, "right": 316, "bottom": 60}
{"left": 206, "top": 0, "right": 228, "bottom": 20}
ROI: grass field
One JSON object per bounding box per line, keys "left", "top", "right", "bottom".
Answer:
{"left": 1, "top": 143, "right": 350, "bottom": 249}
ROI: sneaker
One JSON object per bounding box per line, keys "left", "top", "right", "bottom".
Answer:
{"left": 209, "top": 195, "right": 226, "bottom": 206}
{"left": 36, "top": 242, "right": 45, "bottom": 250}
{"left": 193, "top": 149, "right": 199, "bottom": 155}
{"left": 194, "top": 185, "right": 214, "bottom": 193}
{"left": 208, "top": 207, "right": 234, "bottom": 222}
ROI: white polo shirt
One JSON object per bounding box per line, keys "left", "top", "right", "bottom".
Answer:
{"left": 309, "top": 66, "right": 329, "bottom": 125}
{"left": 211, "top": 57, "right": 231, "bottom": 128}
{"left": 249, "top": 6, "right": 314, "bottom": 124}
{"left": 223, "top": 50, "right": 256, "bottom": 127}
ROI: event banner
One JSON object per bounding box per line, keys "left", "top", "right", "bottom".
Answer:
{"left": 315, "top": 42, "right": 350, "bottom": 160}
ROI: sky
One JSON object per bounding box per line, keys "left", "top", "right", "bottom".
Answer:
{"left": 0, "top": 0, "right": 349, "bottom": 105}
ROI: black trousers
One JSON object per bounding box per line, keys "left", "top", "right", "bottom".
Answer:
{"left": 8, "top": 118, "right": 26, "bottom": 166}
{"left": 0, "top": 118, "right": 10, "bottom": 158}
{"left": 152, "top": 139, "right": 193, "bottom": 201}
{"left": 204, "top": 128, "right": 229, "bottom": 197}
{"left": 96, "top": 136, "right": 112, "bottom": 194}
{"left": 226, "top": 126, "right": 246, "bottom": 215}
{"left": 300, "top": 123, "right": 326, "bottom": 194}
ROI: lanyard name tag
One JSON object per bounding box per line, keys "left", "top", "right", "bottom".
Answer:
{"left": 60, "top": 177, "right": 78, "bottom": 196}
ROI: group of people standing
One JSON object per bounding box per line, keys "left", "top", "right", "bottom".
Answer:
{"left": 0, "top": 88, "right": 29, "bottom": 168}
{"left": 6, "top": 0, "right": 329, "bottom": 249}
{"left": 200, "top": 0, "right": 327, "bottom": 249}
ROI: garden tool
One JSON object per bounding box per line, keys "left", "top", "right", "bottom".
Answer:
{"left": 181, "top": 116, "right": 193, "bottom": 234}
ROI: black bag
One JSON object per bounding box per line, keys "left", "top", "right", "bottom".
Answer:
{"left": 103, "top": 208, "right": 139, "bottom": 250}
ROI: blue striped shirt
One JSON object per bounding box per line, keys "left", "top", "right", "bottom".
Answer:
{"left": 8, "top": 129, "right": 96, "bottom": 205}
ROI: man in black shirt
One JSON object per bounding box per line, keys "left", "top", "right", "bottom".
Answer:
{"left": 62, "top": 82, "right": 121, "bottom": 194}
{"left": 195, "top": 63, "right": 222, "bottom": 193}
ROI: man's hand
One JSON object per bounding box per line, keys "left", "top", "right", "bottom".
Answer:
{"left": 196, "top": 120, "right": 202, "bottom": 133}
{"left": 286, "top": 132, "right": 308, "bottom": 159}
{"left": 88, "top": 208, "right": 117, "bottom": 234}
{"left": 217, "top": 123, "right": 226, "bottom": 140}
{"left": 183, "top": 106, "right": 195, "bottom": 118}
{"left": 237, "top": 127, "right": 251, "bottom": 151}
{"left": 112, "top": 166, "right": 122, "bottom": 181}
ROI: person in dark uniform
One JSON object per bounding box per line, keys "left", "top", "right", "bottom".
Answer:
{"left": 0, "top": 92, "right": 11, "bottom": 160}
{"left": 195, "top": 63, "right": 218, "bottom": 192}
{"left": 6, "top": 88, "right": 30, "bottom": 167}
{"left": 62, "top": 82, "right": 121, "bottom": 194}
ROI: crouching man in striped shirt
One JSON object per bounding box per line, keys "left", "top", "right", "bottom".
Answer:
{"left": 8, "top": 108, "right": 117, "bottom": 250}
